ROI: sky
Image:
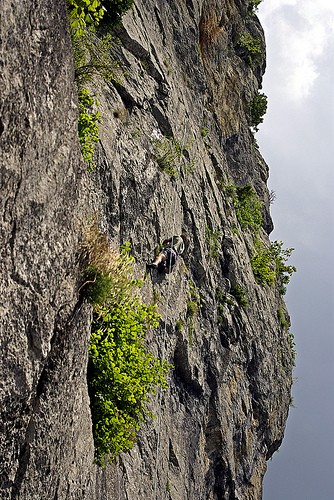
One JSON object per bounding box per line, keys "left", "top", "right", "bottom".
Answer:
{"left": 256, "top": 1, "right": 334, "bottom": 499}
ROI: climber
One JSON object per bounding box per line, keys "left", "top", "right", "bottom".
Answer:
{"left": 147, "top": 235, "right": 185, "bottom": 274}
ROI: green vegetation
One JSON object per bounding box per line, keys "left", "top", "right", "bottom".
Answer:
{"left": 153, "top": 136, "right": 196, "bottom": 179}
{"left": 154, "top": 136, "right": 182, "bottom": 177}
{"left": 68, "top": 0, "right": 105, "bottom": 36}
{"left": 83, "top": 224, "right": 169, "bottom": 466}
{"left": 250, "top": 92, "right": 268, "bottom": 131}
{"left": 78, "top": 88, "right": 101, "bottom": 171}
{"left": 277, "top": 308, "right": 290, "bottom": 331}
{"left": 251, "top": 241, "right": 296, "bottom": 294}
{"left": 216, "top": 287, "right": 231, "bottom": 323}
{"left": 205, "top": 227, "right": 221, "bottom": 259}
{"left": 237, "top": 32, "right": 262, "bottom": 67}
{"left": 227, "top": 184, "right": 263, "bottom": 233}
{"left": 231, "top": 284, "right": 249, "bottom": 307}
{"left": 102, "top": 0, "right": 135, "bottom": 26}
{"left": 68, "top": 0, "right": 134, "bottom": 169}
{"left": 187, "top": 300, "right": 199, "bottom": 318}
{"left": 270, "top": 241, "right": 297, "bottom": 295}
{"left": 186, "top": 280, "right": 201, "bottom": 342}
{"left": 226, "top": 183, "right": 296, "bottom": 294}
{"left": 251, "top": 241, "right": 276, "bottom": 286}
{"left": 201, "top": 126, "right": 208, "bottom": 138}
{"left": 68, "top": 0, "right": 134, "bottom": 35}
{"left": 175, "top": 319, "right": 184, "bottom": 333}
{"left": 71, "top": 29, "right": 119, "bottom": 87}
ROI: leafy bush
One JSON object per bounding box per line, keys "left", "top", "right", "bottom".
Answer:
{"left": 186, "top": 280, "right": 201, "bottom": 342}
{"left": 154, "top": 136, "right": 183, "bottom": 178}
{"left": 237, "top": 32, "right": 262, "bottom": 67}
{"left": 89, "top": 300, "right": 168, "bottom": 466}
{"left": 83, "top": 224, "right": 169, "bottom": 466}
{"left": 227, "top": 184, "right": 263, "bottom": 234}
{"left": 78, "top": 88, "right": 101, "bottom": 171}
{"left": 187, "top": 300, "right": 199, "bottom": 318}
{"left": 251, "top": 241, "right": 276, "bottom": 286}
{"left": 270, "top": 241, "right": 297, "bottom": 295}
{"left": 250, "top": 92, "right": 268, "bottom": 131}
{"left": 231, "top": 285, "right": 249, "bottom": 307}
{"left": 201, "top": 127, "right": 208, "bottom": 138}
{"left": 175, "top": 319, "right": 184, "bottom": 333}
{"left": 68, "top": 0, "right": 134, "bottom": 169}
{"left": 277, "top": 308, "right": 290, "bottom": 331}
{"left": 68, "top": 0, "right": 134, "bottom": 34}
{"left": 251, "top": 240, "right": 296, "bottom": 294}
{"left": 68, "top": 0, "right": 105, "bottom": 36}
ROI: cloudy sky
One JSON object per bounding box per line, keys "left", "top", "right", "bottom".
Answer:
{"left": 256, "top": 1, "right": 334, "bottom": 499}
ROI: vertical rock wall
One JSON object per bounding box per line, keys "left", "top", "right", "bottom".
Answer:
{"left": 0, "top": 0, "right": 293, "bottom": 499}
{"left": 0, "top": 1, "right": 95, "bottom": 498}
{"left": 91, "top": 0, "right": 293, "bottom": 498}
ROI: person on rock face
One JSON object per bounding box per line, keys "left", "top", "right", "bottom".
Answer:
{"left": 147, "top": 235, "right": 185, "bottom": 274}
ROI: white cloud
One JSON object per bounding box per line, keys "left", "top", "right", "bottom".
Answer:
{"left": 259, "top": 0, "right": 334, "bottom": 102}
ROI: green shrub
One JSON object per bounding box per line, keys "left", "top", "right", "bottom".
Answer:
{"left": 270, "top": 241, "right": 296, "bottom": 295}
{"left": 68, "top": 0, "right": 134, "bottom": 171}
{"left": 201, "top": 127, "right": 208, "bottom": 138}
{"left": 89, "top": 300, "right": 168, "bottom": 466}
{"left": 83, "top": 224, "right": 170, "bottom": 466}
{"left": 68, "top": 0, "right": 105, "bottom": 36}
{"left": 68, "top": 0, "right": 134, "bottom": 34}
{"left": 227, "top": 184, "right": 263, "bottom": 234}
{"left": 78, "top": 88, "right": 101, "bottom": 171}
{"left": 237, "top": 32, "right": 262, "bottom": 67}
{"left": 250, "top": 92, "right": 268, "bottom": 131}
{"left": 187, "top": 300, "right": 198, "bottom": 318}
{"left": 277, "top": 308, "right": 290, "bottom": 331}
{"left": 154, "top": 136, "right": 183, "bottom": 178}
{"left": 251, "top": 240, "right": 296, "bottom": 294}
{"left": 175, "top": 319, "right": 184, "bottom": 333}
{"left": 231, "top": 285, "right": 249, "bottom": 307}
{"left": 251, "top": 240, "right": 276, "bottom": 286}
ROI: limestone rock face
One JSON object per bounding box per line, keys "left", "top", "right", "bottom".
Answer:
{"left": 0, "top": 0, "right": 293, "bottom": 499}
{"left": 0, "top": 1, "right": 94, "bottom": 498}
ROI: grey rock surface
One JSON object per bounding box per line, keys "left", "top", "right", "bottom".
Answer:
{"left": 0, "top": 0, "right": 96, "bottom": 498}
{"left": 0, "top": 0, "right": 293, "bottom": 499}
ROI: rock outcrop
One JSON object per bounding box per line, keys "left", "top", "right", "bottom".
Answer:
{"left": 0, "top": 0, "right": 293, "bottom": 499}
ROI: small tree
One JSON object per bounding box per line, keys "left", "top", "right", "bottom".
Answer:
{"left": 250, "top": 92, "right": 268, "bottom": 131}
{"left": 237, "top": 32, "right": 263, "bottom": 67}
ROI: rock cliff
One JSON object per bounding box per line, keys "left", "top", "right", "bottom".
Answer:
{"left": 0, "top": 0, "right": 293, "bottom": 499}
